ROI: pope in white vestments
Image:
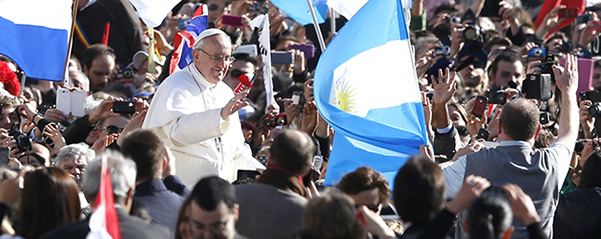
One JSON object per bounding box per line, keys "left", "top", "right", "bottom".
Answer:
{"left": 142, "top": 29, "right": 264, "bottom": 185}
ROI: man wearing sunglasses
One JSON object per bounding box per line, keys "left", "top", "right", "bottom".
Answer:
{"left": 222, "top": 53, "right": 257, "bottom": 91}
{"left": 143, "top": 29, "right": 264, "bottom": 185}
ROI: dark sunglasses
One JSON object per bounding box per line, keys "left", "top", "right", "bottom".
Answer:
{"left": 102, "top": 125, "right": 124, "bottom": 135}
{"left": 356, "top": 204, "right": 380, "bottom": 213}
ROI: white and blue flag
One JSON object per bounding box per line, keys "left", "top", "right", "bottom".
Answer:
{"left": 270, "top": 0, "right": 329, "bottom": 26}
{"left": 314, "top": 0, "right": 429, "bottom": 186}
{"left": 0, "top": 0, "right": 72, "bottom": 82}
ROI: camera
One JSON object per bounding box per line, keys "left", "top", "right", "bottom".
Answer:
{"left": 580, "top": 90, "right": 601, "bottom": 102}
{"left": 589, "top": 102, "right": 601, "bottom": 117}
{"left": 539, "top": 54, "right": 558, "bottom": 82}
{"left": 435, "top": 46, "right": 451, "bottom": 56}
{"left": 8, "top": 128, "right": 32, "bottom": 152}
{"left": 540, "top": 112, "right": 550, "bottom": 124}
{"left": 115, "top": 68, "right": 133, "bottom": 79}
{"left": 522, "top": 73, "right": 552, "bottom": 101}
{"left": 463, "top": 25, "right": 484, "bottom": 45}
{"left": 527, "top": 47, "right": 546, "bottom": 57}
{"left": 577, "top": 14, "right": 593, "bottom": 24}
{"left": 264, "top": 114, "right": 287, "bottom": 128}
{"left": 449, "top": 16, "right": 461, "bottom": 25}
{"left": 486, "top": 90, "right": 507, "bottom": 105}
{"left": 247, "top": 0, "right": 269, "bottom": 15}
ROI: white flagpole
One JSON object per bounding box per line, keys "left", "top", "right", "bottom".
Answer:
{"left": 330, "top": 8, "right": 337, "bottom": 35}
{"left": 306, "top": 0, "right": 326, "bottom": 52}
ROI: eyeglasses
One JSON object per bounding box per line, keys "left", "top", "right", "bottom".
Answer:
{"left": 197, "top": 48, "right": 235, "bottom": 64}
{"left": 101, "top": 125, "right": 124, "bottom": 135}
{"left": 189, "top": 214, "right": 232, "bottom": 238}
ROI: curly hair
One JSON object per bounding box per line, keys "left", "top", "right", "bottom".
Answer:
{"left": 336, "top": 166, "right": 391, "bottom": 205}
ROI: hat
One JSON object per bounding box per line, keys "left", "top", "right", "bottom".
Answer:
{"left": 129, "top": 50, "right": 164, "bottom": 71}
{"left": 193, "top": 29, "right": 230, "bottom": 49}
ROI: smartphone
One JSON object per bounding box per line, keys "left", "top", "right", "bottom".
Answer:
{"left": 291, "top": 91, "right": 302, "bottom": 105}
{"left": 0, "top": 147, "right": 9, "bottom": 167}
{"left": 472, "top": 96, "right": 488, "bottom": 118}
{"left": 222, "top": 14, "right": 243, "bottom": 26}
{"left": 56, "top": 88, "right": 71, "bottom": 116}
{"left": 476, "top": 128, "right": 490, "bottom": 140}
{"left": 523, "top": 73, "right": 552, "bottom": 100}
{"left": 540, "top": 112, "right": 550, "bottom": 124}
{"left": 112, "top": 101, "right": 136, "bottom": 114}
{"left": 289, "top": 44, "right": 316, "bottom": 58}
{"left": 237, "top": 170, "right": 261, "bottom": 179}
{"left": 271, "top": 51, "right": 294, "bottom": 65}
{"left": 312, "top": 155, "right": 323, "bottom": 171}
{"left": 558, "top": 8, "right": 579, "bottom": 19}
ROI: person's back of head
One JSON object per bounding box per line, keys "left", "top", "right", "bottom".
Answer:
{"left": 579, "top": 152, "right": 601, "bottom": 188}
{"left": 299, "top": 193, "right": 366, "bottom": 239}
{"left": 466, "top": 187, "right": 513, "bottom": 239}
{"left": 19, "top": 167, "right": 81, "bottom": 238}
{"left": 336, "top": 166, "right": 391, "bottom": 207}
{"left": 500, "top": 98, "right": 539, "bottom": 141}
{"left": 269, "top": 129, "right": 315, "bottom": 176}
{"left": 394, "top": 156, "right": 445, "bottom": 225}
{"left": 120, "top": 129, "right": 165, "bottom": 182}
{"left": 83, "top": 150, "right": 137, "bottom": 205}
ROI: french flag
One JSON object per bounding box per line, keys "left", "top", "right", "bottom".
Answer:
{"left": 169, "top": 4, "right": 209, "bottom": 74}
{"left": 0, "top": 0, "right": 72, "bottom": 82}
{"left": 314, "top": 0, "right": 429, "bottom": 187}
{"left": 86, "top": 156, "right": 121, "bottom": 239}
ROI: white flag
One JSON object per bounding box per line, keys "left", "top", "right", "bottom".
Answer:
{"left": 249, "top": 15, "right": 275, "bottom": 111}
{"left": 129, "top": 0, "right": 181, "bottom": 28}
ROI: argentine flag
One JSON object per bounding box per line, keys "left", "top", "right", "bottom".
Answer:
{"left": 314, "top": 0, "right": 429, "bottom": 186}
{"left": 0, "top": 0, "right": 72, "bottom": 82}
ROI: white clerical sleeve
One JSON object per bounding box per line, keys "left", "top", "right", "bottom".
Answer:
{"left": 164, "top": 108, "right": 229, "bottom": 146}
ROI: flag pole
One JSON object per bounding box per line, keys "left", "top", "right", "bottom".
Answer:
{"left": 306, "top": 0, "right": 326, "bottom": 52}
{"left": 62, "top": 0, "right": 80, "bottom": 87}
{"left": 330, "top": 8, "right": 337, "bottom": 35}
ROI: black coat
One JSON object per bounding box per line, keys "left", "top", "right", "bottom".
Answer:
{"left": 553, "top": 187, "right": 601, "bottom": 239}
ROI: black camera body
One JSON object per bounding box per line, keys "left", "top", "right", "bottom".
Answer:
{"left": 580, "top": 90, "right": 601, "bottom": 136}
{"left": 115, "top": 68, "right": 133, "bottom": 79}
{"left": 580, "top": 90, "right": 601, "bottom": 102}
{"left": 8, "top": 128, "right": 31, "bottom": 152}
{"left": 463, "top": 25, "right": 484, "bottom": 45}
{"left": 539, "top": 54, "right": 558, "bottom": 82}
{"left": 486, "top": 90, "right": 507, "bottom": 105}
{"left": 522, "top": 73, "right": 552, "bottom": 101}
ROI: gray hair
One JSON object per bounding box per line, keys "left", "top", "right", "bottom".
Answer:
{"left": 82, "top": 150, "right": 136, "bottom": 204}
{"left": 54, "top": 143, "right": 95, "bottom": 166}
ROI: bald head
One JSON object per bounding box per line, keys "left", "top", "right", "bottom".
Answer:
{"left": 501, "top": 99, "right": 539, "bottom": 141}
{"left": 270, "top": 130, "right": 315, "bottom": 176}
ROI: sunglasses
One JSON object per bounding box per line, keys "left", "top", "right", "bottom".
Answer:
{"left": 101, "top": 125, "right": 124, "bottom": 135}
{"left": 356, "top": 204, "right": 381, "bottom": 213}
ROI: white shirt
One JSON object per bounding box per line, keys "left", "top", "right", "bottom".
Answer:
{"left": 143, "top": 64, "right": 264, "bottom": 183}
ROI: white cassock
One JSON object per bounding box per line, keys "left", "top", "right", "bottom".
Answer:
{"left": 142, "top": 64, "right": 264, "bottom": 185}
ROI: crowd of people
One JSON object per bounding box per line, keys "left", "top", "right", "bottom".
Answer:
{"left": 0, "top": 0, "right": 600, "bottom": 238}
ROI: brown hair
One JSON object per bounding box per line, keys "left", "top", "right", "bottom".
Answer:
{"left": 501, "top": 99, "right": 539, "bottom": 141}
{"left": 18, "top": 168, "right": 81, "bottom": 238}
{"left": 120, "top": 129, "right": 166, "bottom": 181}
{"left": 299, "top": 193, "right": 366, "bottom": 239}
{"left": 336, "top": 167, "right": 391, "bottom": 205}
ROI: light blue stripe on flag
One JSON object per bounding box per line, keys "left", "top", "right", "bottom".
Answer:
{"left": 314, "top": 0, "right": 429, "bottom": 187}
{"left": 0, "top": 17, "right": 69, "bottom": 81}
{"left": 270, "top": 0, "right": 328, "bottom": 25}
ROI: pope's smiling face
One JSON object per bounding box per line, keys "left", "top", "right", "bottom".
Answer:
{"left": 193, "top": 34, "right": 233, "bottom": 84}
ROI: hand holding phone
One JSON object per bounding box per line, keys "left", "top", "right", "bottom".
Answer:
{"left": 472, "top": 96, "right": 488, "bottom": 118}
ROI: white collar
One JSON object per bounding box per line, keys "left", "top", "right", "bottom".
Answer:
{"left": 188, "top": 64, "right": 217, "bottom": 89}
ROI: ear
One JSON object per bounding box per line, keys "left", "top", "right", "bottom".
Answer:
{"left": 232, "top": 203, "right": 240, "bottom": 221}
{"left": 488, "top": 70, "right": 494, "bottom": 86}
{"left": 503, "top": 226, "right": 514, "bottom": 239}
{"left": 193, "top": 49, "right": 201, "bottom": 61}
{"left": 83, "top": 65, "right": 89, "bottom": 74}
{"left": 498, "top": 119, "right": 503, "bottom": 135}
{"left": 162, "top": 156, "right": 167, "bottom": 172}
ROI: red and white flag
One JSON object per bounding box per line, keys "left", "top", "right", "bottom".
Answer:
{"left": 86, "top": 156, "right": 121, "bottom": 239}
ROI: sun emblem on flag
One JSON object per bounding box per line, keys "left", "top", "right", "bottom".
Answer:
{"left": 335, "top": 79, "right": 358, "bottom": 113}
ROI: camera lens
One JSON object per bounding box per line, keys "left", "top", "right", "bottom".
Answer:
{"left": 589, "top": 102, "right": 601, "bottom": 117}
